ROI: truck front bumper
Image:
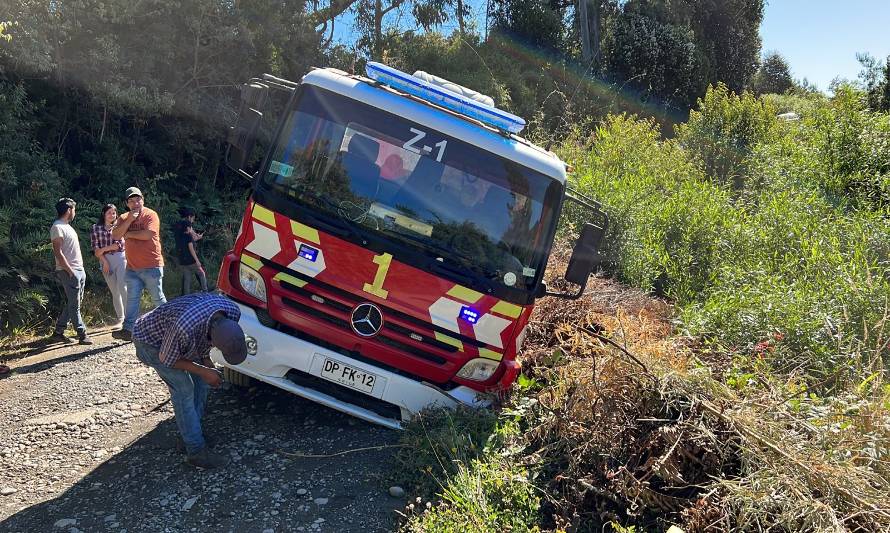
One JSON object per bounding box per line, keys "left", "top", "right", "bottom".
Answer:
{"left": 210, "top": 303, "right": 487, "bottom": 429}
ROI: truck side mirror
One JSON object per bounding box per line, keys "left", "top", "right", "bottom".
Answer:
{"left": 565, "top": 222, "right": 605, "bottom": 286}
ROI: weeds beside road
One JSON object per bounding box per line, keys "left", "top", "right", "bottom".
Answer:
{"left": 399, "top": 274, "right": 890, "bottom": 532}
{"left": 0, "top": 335, "right": 404, "bottom": 533}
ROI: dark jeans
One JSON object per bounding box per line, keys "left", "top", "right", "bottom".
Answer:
{"left": 134, "top": 341, "right": 209, "bottom": 455}
{"left": 55, "top": 269, "right": 86, "bottom": 336}
{"left": 181, "top": 263, "right": 208, "bottom": 295}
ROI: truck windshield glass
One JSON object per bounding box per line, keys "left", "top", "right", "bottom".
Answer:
{"left": 260, "top": 85, "right": 561, "bottom": 292}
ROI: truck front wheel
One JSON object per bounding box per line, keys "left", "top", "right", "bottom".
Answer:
{"left": 223, "top": 366, "right": 252, "bottom": 387}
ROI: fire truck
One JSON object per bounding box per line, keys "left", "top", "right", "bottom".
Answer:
{"left": 212, "top": 62, "right": 607, "bottom": 428}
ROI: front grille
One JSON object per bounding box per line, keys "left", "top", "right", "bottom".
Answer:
{"left": 273, "top": 268, "right": 473, "bottom": 369}
{"left": 282, "top": 296, "right": 350, "bottom": 329}
{"left": 280, "top": 280, "right": 352, "bottom": 313}
{"left": 375, "top": 335, "right": 448, "bottom": 365}
{"left": 262, "top": 257, "right": 487, "bottom": 348}
{"left": 280, "top": 295, "right": 448, "bottom": 366}
{"left": 285, "top": 369, "right": 403, "bottom": 421}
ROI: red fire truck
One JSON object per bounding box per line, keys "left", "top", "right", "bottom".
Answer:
{"left": 212, "top": 62, "right": 606, "bottom": 428}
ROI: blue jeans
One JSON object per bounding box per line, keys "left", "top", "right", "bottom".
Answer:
{"left": 134, "top": 340, "right": 209, "bottom": 455}
{"left": 55, "top": 269, "right": 86, "bottom": 336}
{"left": 123, "top": 267, "right": 167, "bottom": 331}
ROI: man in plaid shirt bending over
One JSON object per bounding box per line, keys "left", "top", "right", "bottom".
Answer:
{"left": 134, "top": 293, "right": 247, "bottom": 469}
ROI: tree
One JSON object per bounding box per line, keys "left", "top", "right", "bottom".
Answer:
{"left": 413, "top": 0, "right": 472, "bottom": 35}
{"left": 353, "top": 0, "right": 412, "bottom": 59}
{"left": 602, "top": 7, "right": 702, "bottom": 109}
{"left": 0, "top": 81, "right": 63, "bottom": 332}
{"left": 601, "top": 0, "right": 764, "bottom": 111}
{"left": 857, "top": 52, "right": 890, "bottom": 112}
{"left": 752, "top": 51, "right": 794, "bottom": 95}
{"left": 0, "top": 0, "right": 325, "bottom": 191}
{"left": 689, "top": 0, "right": 764, "bottom": 94}
{"left": 489, "top": 0, "right": 572, "bottom": 53}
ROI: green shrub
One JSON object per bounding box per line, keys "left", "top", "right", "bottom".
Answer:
{"left": 565, "top": 115, "right": 737, "bottom": 303}
{"left": 806, "top": 84, "right": 890, "bottom": 210}
{"left": 676, "top": 83, "right": 777, "bottom": 189}
{"left": 402, "top": 459, "right": 541, "bottom": 533}
{"left": 762, "top": 91, "right": 827, "bottom": 117}
{"left": 393, "top": 407, "right": 500, "bottom": 498}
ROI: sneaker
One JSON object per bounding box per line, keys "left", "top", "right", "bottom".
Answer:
{"left": 186, "top": 448, "right": 229, "bottom": 469}
{"left": 48, "top": 332, "right": 75, "bottom": 344}
{"left": 112, "top": 329, "right": 132, "bottom": 341}
{"left": 78, "top": 335, "right": 94, "bottom": 345}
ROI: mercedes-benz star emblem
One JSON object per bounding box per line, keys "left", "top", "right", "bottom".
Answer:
{"left": 350, "top": 303, "right": 384, "bottom": 337}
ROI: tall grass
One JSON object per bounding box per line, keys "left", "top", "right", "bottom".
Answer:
{"left": 561, "top": 85, "right": 890, "bottom": 383}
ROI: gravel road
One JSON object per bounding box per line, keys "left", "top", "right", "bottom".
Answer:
{"left": 0, "top": 333, "right": 406, "bottom": 532}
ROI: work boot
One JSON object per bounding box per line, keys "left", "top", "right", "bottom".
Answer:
{"left": 48, "top": 332, "right": 75, "bottom": 344}
{"left": 186, "top": 448, "right": 229, "bottom": 469}
{"left": 112, "top": 329, "right": 132, "bottom": 341}
{"left": 177, "top": 436, "right": 215, "bottom": 453}
{"left": 78, "top": 333, "right": 94, "bottom": 345}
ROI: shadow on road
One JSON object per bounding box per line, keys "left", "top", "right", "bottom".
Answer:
{"left": 2, "top": 383, "right": 404, "bottom": 533}
{"left": 7, "top": 343, "right": 125, "bottom": 377}
{"left": 0, "top": 328, "right": 123, "bottom": 363}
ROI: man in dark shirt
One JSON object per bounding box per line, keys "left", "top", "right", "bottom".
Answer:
{"left": 133, "top": 293, "right": 247, "bottom": 469}
{"left": 173, "top": 207, "right": 208, "bottom": 294}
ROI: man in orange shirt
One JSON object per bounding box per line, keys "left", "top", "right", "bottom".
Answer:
{"left": 112, "top": 187, "right": 166, "bottom": 340}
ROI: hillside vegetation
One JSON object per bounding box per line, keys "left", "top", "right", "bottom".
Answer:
{"left": 398, "top": 86, "right": 890, "bottom": 531}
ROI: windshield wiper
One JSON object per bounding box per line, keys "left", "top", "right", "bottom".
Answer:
{"left": 382, "top": 228, "right": 502, "bottom": 287}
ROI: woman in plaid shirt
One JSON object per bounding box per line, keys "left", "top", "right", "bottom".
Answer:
{"left": 91, "top": 204, "right": 127, "bottom": 326}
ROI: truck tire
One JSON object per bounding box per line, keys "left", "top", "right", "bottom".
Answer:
{"left": 223, "top": 366, "right": 252, "bottom": 387}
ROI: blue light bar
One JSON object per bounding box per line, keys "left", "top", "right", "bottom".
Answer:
{"left": 298, "top": 244, "right": 318, "bottom": 262}
{"left": 460, "top": 306, "right": 480, "bottom": 325}
{"left": 365, "top": 62, "right": 526, "bottom": 134}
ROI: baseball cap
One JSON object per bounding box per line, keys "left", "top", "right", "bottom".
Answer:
{"left": 125, "top": 186, "right": 143, "bottom": 199}
{"left": 209, "top": 317, "right": 248, "bottom": 365}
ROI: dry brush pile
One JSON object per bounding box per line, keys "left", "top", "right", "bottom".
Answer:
{"left": 511, "top": 248, "right": 890, "bottom": 531}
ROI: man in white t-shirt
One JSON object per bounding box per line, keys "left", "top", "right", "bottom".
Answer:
{"left": 50, "top": 198, "right": 93, "bottom": 345}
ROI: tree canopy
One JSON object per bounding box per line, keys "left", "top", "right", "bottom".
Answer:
{"left": 752, "top": 51, "right": 795, "bottom": 95}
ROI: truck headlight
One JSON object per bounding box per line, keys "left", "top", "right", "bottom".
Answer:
{"left": 456, "top": 358, "right": 500, "bottom": 382}
{"left": 239, "top": 263, "right": 267, "bottom": 302}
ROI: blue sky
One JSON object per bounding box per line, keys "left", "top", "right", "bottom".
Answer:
{"left": 761, "top": 1, "right": 890, "bottom": 90}
{"left": 333, "top": 1, "right": 890, "bottom": 91}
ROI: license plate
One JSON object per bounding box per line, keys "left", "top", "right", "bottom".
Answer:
{"left": 319, "top": 358, "right": 379, "bottom": 394}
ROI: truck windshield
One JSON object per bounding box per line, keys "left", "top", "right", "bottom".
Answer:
{"left": 260, "top": 85, "right": 561, "bottom": 292}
